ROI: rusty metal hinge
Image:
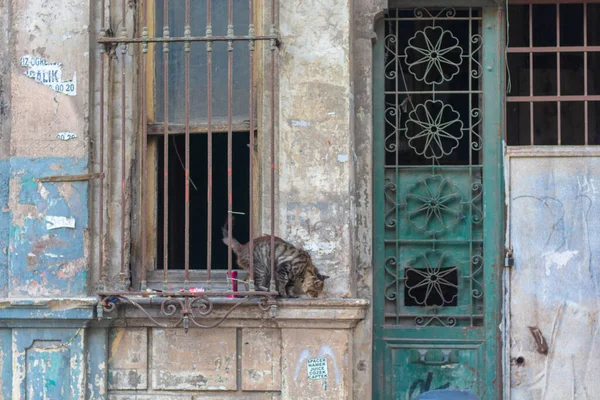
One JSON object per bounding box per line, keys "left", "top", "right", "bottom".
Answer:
{"left": 505, "top": 247, "right": 514, "bottom": 268}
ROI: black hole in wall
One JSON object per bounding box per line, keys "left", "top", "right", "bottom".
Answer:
{"left": 507, "top": 102, "right": 530, "bottom": 146}
{"left": 589, "top": 53, "right": 600, "bottom": 96}
{"left": 590, "top": 102, "right": 600, "bottom": 145}
{"left": 560, "top": 53, "right": 584, "bottom": 96}
{"left": 533, "top": 102, "right": 558, "bottom": 145}
{"left": 516, "top": 356, "right": 525, "bottom": 365}
{"left": 405, "top": 267, "right": 458, "bottom": 307}
{"left": 561, "top": 102, "right": 585, "bottom": 145}
{"left": 587, "top": 4, "right": 600, "bottom": 46}
{"left": 532, "top": 5, "right": 557, "bottom": 47}
{"left": 157, "top": 133, "right": 250, "bottom": 270}
{"left": 560, "top": 4, "right": 584, "bottom": 46}
{"left": 509, "top": 5, "right": 530, "bottom": 47}
{"left": 508, "top": 53, "right": 530, "bottom": 97}
{"left": 533, "top": 54, "right": 557, "bottom": 96}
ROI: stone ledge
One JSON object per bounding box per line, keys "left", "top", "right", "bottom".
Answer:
{"left": 106, "top": 298, "right": 370, "bottom": 329}
{"left": 0, "top": 297, "right": 96, "bottom": 321}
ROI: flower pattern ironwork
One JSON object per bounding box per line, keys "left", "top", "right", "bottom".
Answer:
{"left": 404, "top": 26, "right": 463, "bottom": 85}
{"left": 381, "top": 8, "right": 486, "bottom": 327}
{"left": 405, "top": 175, "right": 463, "bottom": 234}
{"left": 405, "top": 100, "right": 464, "bottom": 160}
{"left": 405, "top": 250, "right": 458, "bottom": 307}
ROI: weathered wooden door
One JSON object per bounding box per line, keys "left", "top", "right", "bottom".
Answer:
{"left": 373, "top": 5, "right": 504, "bottom": 399}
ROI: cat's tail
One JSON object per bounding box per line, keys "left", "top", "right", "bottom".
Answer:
{"left": 221, "top": 216, "right": 242, "bottom": 252}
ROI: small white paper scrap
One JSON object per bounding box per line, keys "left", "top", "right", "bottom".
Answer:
{"left": 307, "top": 357, "right": 328, "bottom": 380}
{"left": 46, "top": 216, "right": 76, "bottom": 230}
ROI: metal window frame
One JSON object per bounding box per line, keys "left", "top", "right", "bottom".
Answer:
{"left": 506, "top": 0, "right": 600, "bottom": 145}
{"left": 96, "top": 0, "right": 281, "bottom": 330}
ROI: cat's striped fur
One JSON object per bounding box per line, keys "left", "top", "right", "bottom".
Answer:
{"left": 221, "top": 220, "right": 329, "bottom": 298}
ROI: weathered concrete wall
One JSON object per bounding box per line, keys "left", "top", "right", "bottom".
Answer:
{"left": 352, "top": 1, "right": 386, "bottom": 398}
{"left": 1, "top": 0, "right": 91, "bottom": 297}
{"left": 507, "top": 151, "right": 600, "bottom": 399}
{"left": 0, "top": 0, "right": 12, "bottom": 299}
{"left": 277, "top": 0, "right": 354, "bottom": 298}
{"left": 105, "top": 299, "right": 366, "bottom": 400}
{"left": 0, "top": 0, "right": 379, "bottom": 398}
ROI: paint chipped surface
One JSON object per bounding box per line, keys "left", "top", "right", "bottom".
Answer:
{"left": 12, "top": 328, "right": 86, "bottom": 399}
{"left": 284, "top": 329, "right": 348, "bottom": 399}
{"left": 241, "top": 328, "right": 282, "bottom": 391}
{"left": 151, "top": 329, "right": 237, "bottom": 391}
{"left": 291, "top": 120, "right": 311, "bottom": 127}
{"left": 9, "top": 157, "right": 88, "bottom": 297}
{"left": 20, "top": 55, "right": 77, "bottom": 96}
{"left": 0, "top": 329, "right": 11, "bottom": 400}
{"left": 509, "top": 157, "right": 600, "bottom": 399}
{"left": 0, "top": 161, "right": 9, "bottom": 297}
{"left": 108, "top": 329, "right": 148, "bottom": 390}
{"left": 337, "top": 154, "right": 349, "bottom": 163}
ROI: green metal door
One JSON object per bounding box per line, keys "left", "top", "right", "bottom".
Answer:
{"left": 373, "top": 5, "right": 504, "bottom": 400}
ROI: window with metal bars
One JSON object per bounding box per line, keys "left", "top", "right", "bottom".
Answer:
{"left": 97, "top": 0, "right": 279, "bottom": 294}
{"left": 506, "top": 0, "right": 600, "bottom": 145}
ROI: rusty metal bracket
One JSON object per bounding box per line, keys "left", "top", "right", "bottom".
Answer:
{"left": 98, "top": 292, "right": 278, "bottom": 332}
{"left": 528, "top": 326, "right": 549, "bottom": 355}
{"left": 36, "top": 172, "right": 103, "bottom": 183}
{"left": 505, "top": 247, "right": 514, "bottom": 268}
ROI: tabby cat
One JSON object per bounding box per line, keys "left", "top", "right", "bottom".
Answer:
{"left": 221, "top": 220, "right": 329, "bottom": 298}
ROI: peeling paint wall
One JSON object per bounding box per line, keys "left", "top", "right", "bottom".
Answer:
{"left": 0, "top": 0, "right": 93, "bottom": 397}
{"left": 9, "top": 157, "right": 89, "bottom": 297}
{"left": 2, "top": 0, "right": 91, "bottom": 297}
{"left": 104, "top": 322, "right": 356, "bottom": 399}
{"left": 277, "top": 0, "right": 354, "bottom": 298}
{"left": 0, "top": 0, "right": 382, "bottom": 397}
{"left": 352, "top": 1, "right": 387, "bottom": 398}
{"left": 508, "top": 154, "right": 600, "bottom": 399}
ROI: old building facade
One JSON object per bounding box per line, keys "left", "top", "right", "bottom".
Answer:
{"left": 1, "top": 0, "right": 599, "bottom": 399}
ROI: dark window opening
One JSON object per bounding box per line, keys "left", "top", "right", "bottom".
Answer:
{"left": 506, "top": 2, "right": 600, "bottom": 145}
{"left": 383, "top": 8, "right": 482, "bottom": 166}
{"left": 156, "top": 132, "right": 251, "bottom": 270}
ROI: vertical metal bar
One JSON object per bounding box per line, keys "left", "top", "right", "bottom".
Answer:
{"left": 184, "top": 0, "right": 191, "bottom": 287}
{"left": 99, "top": 0, "right": 106, "bottom": 289}
{"left": 468, "top": 7, "right": 474, "bottom": 327}
{"left": 248, "top": 0, "right": 255, "bottom": 291}
{"left": 162, "top": 0, "right": 170, "bottom": 287}
{"left": 120, "top": 0, "right": 128, "bottom": 286}
{"left": 270, "top": 0, "right": 277, "bottom": 292}
{"left": 394, "top": 15, "right": 399, "bottom": 326}
{"left": 584, "top": 2, "right": 589, "bottom": 144}
{"left": 206, "top": 0, "right": 213, "bottom": 288}
{"left": 556, "top": 4, "right": 561, "bottom": 144}
{"left": 140, "top": 0, "right": 149, "bottom": 290}
{"left": 227, "top": 0, "right": 234, "bottom": 290}
{"left": 529, "top": 4, "right": 534, "bottom": 145}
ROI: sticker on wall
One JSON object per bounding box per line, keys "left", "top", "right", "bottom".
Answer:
{"left": 45, "top": 216, "right": 76, "bottom": 230}
{"left": 307, "top": 357, "right": 328, "bottom": 380}
{"left": 56, "top": 132, "right": 77, "bottom": 141}
{"left": 20, "top": 55, "right": 77, "bottom": 96}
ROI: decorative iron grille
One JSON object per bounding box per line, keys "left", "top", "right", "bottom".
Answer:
{"left": 383, "top": 7, "right": 484, "bottom": 327}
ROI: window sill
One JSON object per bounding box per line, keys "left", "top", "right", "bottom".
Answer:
{"left": 98, "top": 296, "right": 369, "bottom": 330}
{"left": 0, "top": 297, "right": 97, "bottom": 325}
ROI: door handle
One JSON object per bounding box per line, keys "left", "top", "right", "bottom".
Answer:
{"left": 416, "top": 349, "right": 457, "bottom": 365}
